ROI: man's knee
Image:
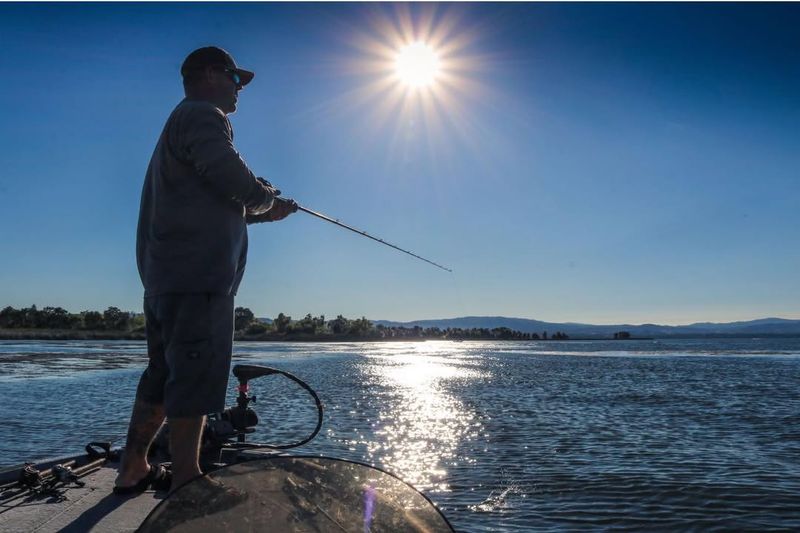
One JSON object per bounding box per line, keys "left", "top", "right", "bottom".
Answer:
{"left": 136, "top": 367, "right": 167, "bottom": 406}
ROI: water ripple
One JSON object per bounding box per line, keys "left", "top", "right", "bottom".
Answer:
{"left": 1, "top": 338, "right": 800, "bottom": 531}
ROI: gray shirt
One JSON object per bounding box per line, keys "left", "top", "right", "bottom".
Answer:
{"left": 136, "top": 98, "right": 273, "bottom": 296}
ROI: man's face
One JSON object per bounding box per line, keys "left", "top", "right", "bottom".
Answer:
{"left": 208, "top": 67, "right": 242, "bottom": 114}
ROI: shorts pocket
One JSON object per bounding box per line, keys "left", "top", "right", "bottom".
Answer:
{"left": 166, "top": 338, "right": 213, "bottom": 366}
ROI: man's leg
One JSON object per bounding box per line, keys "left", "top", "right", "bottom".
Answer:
{"left": 115, "top": 295, "right": 168, "bottom": 489}
{"left": 169, "top": 415, "right": 206, "bottom": 490}
{"left": 115, "top": 395, "right": 165, "bottom": 487}
{"left": 162, "top": 293, "right": 234, "bottom": 491}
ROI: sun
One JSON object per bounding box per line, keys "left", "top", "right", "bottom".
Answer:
{"left": 394, "top": 42, "right": 440, "bottom": 88}
{"left": 316, "top": 4, "right": 490, "bottom": 164}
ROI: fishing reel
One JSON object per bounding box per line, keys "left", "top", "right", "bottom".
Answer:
{"left": 205, "top": 365, "right": 280, "bottom": 445}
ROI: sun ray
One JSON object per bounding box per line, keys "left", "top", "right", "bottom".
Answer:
{"left": 292, "top": 4, "right": 500, "bottom": 183}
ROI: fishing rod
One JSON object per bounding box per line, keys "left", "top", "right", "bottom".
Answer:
{"left": 0, "top": 442, "right": 113, "bottom": 508}
{"left": 295, "top": 204, "right": 453, "bottom": 273}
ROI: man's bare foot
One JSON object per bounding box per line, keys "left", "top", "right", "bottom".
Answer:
{"left": 113, "top": 464, "right": 170, "bottom": 495}
{"left": 114, "top": 460, "right": 152, "bottom": 489}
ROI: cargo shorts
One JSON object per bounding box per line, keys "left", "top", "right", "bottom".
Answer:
{"left": 136, "top": 293, "right": 234, "bottom": 418}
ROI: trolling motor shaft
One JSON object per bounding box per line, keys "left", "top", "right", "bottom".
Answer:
{"left": 205, "top": 365, "right": 280, "bottom": 445}
{"left": 228, "top": 365, "right": 280, "bottom": 442}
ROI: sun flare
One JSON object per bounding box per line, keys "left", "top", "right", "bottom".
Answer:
{"left": 395, "top": 42, "right": 440, "bottom": 88}
{"left": 316, "top": 4, "right": 489, "bottom": 169}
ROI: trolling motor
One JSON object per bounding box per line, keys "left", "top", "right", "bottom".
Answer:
{"left": 205, "top": 365, "right": 280, "bottom": 445}
{"left": 151, "top": 363, "right": 324, "bottom": 467}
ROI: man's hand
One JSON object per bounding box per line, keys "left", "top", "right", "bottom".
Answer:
{"left": 268, "top": 197, "right": 299, "bottom": 221}
{"left": 246, "top": 197, "right": 299, "bottom": 224}
{"left": 248, "top": 177, "right": 280, "bottom": 216}
{"left": 256, "top": 177, "right": 281, "bottom": 197}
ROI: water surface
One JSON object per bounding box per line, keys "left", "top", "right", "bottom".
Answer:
{"left": 1, "top": 338, "right": 799, "bottom": 531}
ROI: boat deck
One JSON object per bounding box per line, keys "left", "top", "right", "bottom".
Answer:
{"left": 1, "top": 452, "right": 455, "bottom": 532}
{"left": 0, "top": 465, "right": 161, "bottom": 532}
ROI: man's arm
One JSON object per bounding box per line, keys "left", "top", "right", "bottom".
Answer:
{"left": 246, "top": 197, "right": 298, "bottom": 224}
{"left": 182, "top": 103, "right": 274, "bottom": 213}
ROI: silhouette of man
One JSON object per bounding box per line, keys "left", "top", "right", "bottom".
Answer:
{"left": 115, "top": 46, "right": 296, "bottom": 493}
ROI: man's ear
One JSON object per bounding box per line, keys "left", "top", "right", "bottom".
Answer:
{"left": 204, "top": 65, "right": 219, "bottom": 86}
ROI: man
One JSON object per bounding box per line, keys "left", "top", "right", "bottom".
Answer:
{"left": 114, "top": 46, "right": 296, "bottom": 494}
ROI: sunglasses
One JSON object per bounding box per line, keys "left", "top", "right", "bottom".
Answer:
{"left": 213, "top": 66, "right": 242, "bottom": 88}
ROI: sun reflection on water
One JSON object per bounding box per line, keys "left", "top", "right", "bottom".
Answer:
{"left": 355, "top": 342, "right": 485, "bottom": 492}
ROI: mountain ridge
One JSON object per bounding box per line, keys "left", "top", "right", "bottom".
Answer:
{"left": 371, "top": 316, "right": 800, "bottom": 337}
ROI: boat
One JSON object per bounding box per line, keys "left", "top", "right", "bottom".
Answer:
{"left": 0, "top": 364, "right": 454, "bottom": 532}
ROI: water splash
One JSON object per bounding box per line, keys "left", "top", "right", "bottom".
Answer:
{"left": 468, "top": 483, "right": 526, "bottom": 513}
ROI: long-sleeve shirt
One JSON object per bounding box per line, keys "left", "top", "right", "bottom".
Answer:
{"left": 136, "top": 98, "right": 273, "bottom": 296}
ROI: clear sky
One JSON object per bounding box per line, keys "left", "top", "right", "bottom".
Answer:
{"left": 0, "top": 3, "right": 798, "bottom": 325}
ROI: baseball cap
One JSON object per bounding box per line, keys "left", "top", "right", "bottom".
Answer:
{"left": 180, "top": 46, "right": 255, "bottom": 86}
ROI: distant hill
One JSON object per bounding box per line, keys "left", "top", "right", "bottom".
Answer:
{"left": 372, "top": 316, "right": 800, "bottom": 338}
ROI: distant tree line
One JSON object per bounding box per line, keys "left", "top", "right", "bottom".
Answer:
{"left": 0, "top": 304, "right": 576, "bottom": 341}
{"left": 233, "top": 309, "right": 570, "bottom": 341}
{"left": 0, "top": 305, "right": 144, "bottom": 332}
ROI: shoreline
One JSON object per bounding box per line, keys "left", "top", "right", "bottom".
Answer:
{"left": 9, "top": 328, "right": 798, "bottom": 342}
{"left": 0, "top": 328, "right": 440, "bottom": 342}
{"left": 4, "top": 330, "right": 799, "bottom": 343}
{"left": 0, "top": 328, "right": 657, "bottom": 342}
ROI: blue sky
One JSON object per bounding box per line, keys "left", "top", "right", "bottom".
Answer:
{"left": 0, "top": 3, "right": 798, "bottom": 325}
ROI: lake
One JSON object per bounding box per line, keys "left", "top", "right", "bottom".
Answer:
{"left": 1, "top": 338, "right": 799, "bottom": 531}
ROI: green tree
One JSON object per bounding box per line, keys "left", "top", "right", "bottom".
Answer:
{"left": 21, "top": 305, "right": 42, "bottom": 328}
{"left": 246, "top": 322, "right": 268, "bottom": 335}
{"left": 314, "top": 315, "right": 326, "bottom": 332}
{"left": 329, "top": 315, "right": 349, "bottom": 335}
{"left": 491, "top": 327, "right": 513, "bottom": 339}
{"left": 274, "top": 313, "right": 291, "bottom": 334}
{"left": 81, "top": 310, "right": 104, "bottom": 330}
{"left": 293, "top": 314, "right": 325, "bottom": 334}
{"left": 424, "top": 327, "right": 442, "bottom": 337}
{"left": 103, "top": 306, "right": 130, "bottom": 330}
{"left": 0, "top": 306, "right": 22, "bottom": 328}
{"left": 130, "top": 313, "right": 146, "bottom": 332}
{"left": 296, "top": 313, "right": 315, "bottom": 334}
{"left": 349, "top": 317, "right": 373, "bottom": 336}
{"left": 234, "top": 307, "right": 255, "bottom": 331}
{"left": 40, "top": 306, "right": 73, "bottom": 329}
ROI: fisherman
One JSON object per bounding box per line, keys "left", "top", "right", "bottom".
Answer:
{"left": 114, "top": 46, "right": 297, "bottom": 494}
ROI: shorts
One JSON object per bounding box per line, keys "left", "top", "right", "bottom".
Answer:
{"left": 136, "top": 293, "right": 234, "bottom": 418}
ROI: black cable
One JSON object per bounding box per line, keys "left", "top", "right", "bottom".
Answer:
{"left": 235, "top": 368, "right": 324, "bottom": 450}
